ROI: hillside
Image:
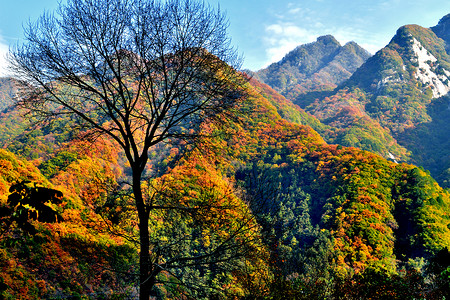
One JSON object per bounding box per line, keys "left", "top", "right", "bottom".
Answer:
{"left": 0, "top": 146, "right": 138, "bottom": 299}
{"left": 1, "top": 73, "right": 450, "bottom": 298}
{"left": 341, "top": 21, "right": 450, "bottom": 188}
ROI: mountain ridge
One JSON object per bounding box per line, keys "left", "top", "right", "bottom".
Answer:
{"left": 254, "top": 35, "right": 371, "bottom": 98}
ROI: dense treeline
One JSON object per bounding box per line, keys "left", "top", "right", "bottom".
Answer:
{"left": 226, "top": 88, "right": 450, "bottom": 298}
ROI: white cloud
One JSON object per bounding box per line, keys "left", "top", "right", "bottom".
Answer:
{"left": 0, "top": 37, "right": 11, "bottom": 77}
{"left": 263, "top": 22, "right": 317, "bottom": 67}
{"left": 288, "top": 7, "right": 301, "bottom": 15}
{"left": 285, "top": 3, "right": 314, "bottom": 20}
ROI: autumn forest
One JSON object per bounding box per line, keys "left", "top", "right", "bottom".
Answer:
{"left": 1, "top": 0, "right": 450, "bottom": 299}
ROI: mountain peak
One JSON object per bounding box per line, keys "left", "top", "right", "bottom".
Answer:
{"left": 343, "top": 41, "right": 372, "bottom": 56}
{"left": 316, "top": 34, "right": 340, "bottom": 45}
{"left": 285, "top": 35, "right": 342, "bottom": 64}
{"left": 343, "top": 41, "right": 359, "bottom": 47}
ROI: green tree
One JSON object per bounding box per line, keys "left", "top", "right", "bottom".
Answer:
{"left": 0, "top": 181, "right": 63, "bottom": 236}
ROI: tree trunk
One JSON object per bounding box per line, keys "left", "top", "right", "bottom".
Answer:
{"left": 139, "top": 218, "right": 152, "bottom": 299}
{"left": 132, "top": 167, "right": 152, "bottom": 299}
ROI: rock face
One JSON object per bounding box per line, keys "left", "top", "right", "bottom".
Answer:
{"left": 410, "top": 37, "right": 450, "bottom": 98}
{"left": 254, "top": 35, "right": 371, "bottom": 98}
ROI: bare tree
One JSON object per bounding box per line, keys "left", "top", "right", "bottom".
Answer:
{"left": 9, "top": 0, "right": 252, "bottom": 298}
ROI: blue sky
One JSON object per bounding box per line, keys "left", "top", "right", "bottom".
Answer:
{"left": 1, "top": 0, "right": 450, "bottom": 75}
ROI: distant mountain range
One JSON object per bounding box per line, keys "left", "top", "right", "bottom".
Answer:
{"left": 254, "top": 35, "right": 371, "bottom": 102}
{"left": 256, "top": 14, "right": 450, "bottom": 188}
